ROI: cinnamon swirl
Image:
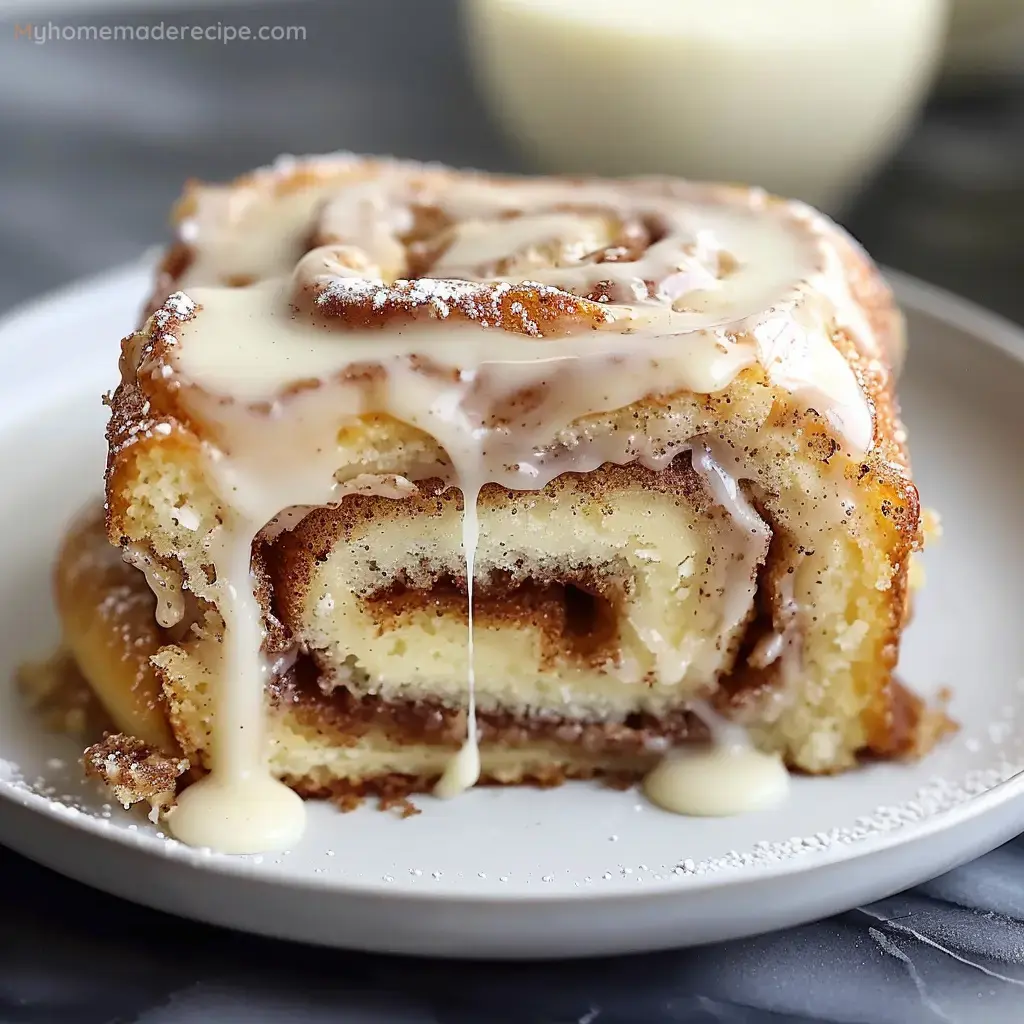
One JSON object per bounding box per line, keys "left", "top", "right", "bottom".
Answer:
{"left": 56, "top": 155, "right": 946, "bottom": 851}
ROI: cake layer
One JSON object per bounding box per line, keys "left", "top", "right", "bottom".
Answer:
{"left": 58, "top": 510, "right": 700, "bottom": 807}
{"left": 59, "top": 497, "right": 948, "bottom": 818}
{"left": 266, "top": 456, "right": 769, "bottom": 722}
{"left": 268, "top": 663, "right": 701, "bottom": 799}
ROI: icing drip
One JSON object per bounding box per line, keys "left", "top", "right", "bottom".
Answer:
{"left": 166, "top": 528, "right": 304, "bottom": 853}
{"left": 121, "top": 543, "right": 185, "bottom": 629}
{"left": 434, "top": 488, "right": 482, "bottom": 799}
{"left": 643, "top": 702, "right": 789, "bottom": 816}
{"left": 643, "top": 746, "right": 789, "bottom": 817}
{"left": 124, "top": 159, "right": 885, "bottom": 850}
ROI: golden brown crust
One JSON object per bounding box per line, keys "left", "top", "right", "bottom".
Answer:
{"left": 54, "top": 506, "right": 177, "bottom": 751}
{"left": 826, "top": 237, "right": 924, "bottom": 754}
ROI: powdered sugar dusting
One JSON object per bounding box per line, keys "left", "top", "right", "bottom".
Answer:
{"left": 310, "top": 274, "right": 612, "bottom": 337}
{"left": 150, "top": 291, "right": 195, "bottom": 343}
{"left": 3, "top": 741, "right": 1022, "bottom": 886}
{"left": 667, "top": 762, "right": 1024, "bottom": 878}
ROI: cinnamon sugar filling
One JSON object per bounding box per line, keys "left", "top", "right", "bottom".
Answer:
{"left": 270, "top": 659, "right": 708, "bottom": 754}
{"left": 363, "top": 570, "right": 625, "bottom": 669}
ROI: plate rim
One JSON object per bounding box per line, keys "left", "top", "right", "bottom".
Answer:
{"left": 1, "top": 260, "right": 1023, "bottom": 907}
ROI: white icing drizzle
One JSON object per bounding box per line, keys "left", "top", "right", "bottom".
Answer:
{"left": 121, "top": 543, "right": 185, "bottom": 629}
{"left": 166, "top": 528, "right": 304, "bottom": 854}
{"left": 130, "top": 159, "right": 883, "bottom": 850}
{"left": 644, "top": 701, "right": 789, "bottom": 816}
{"left": 643, "top": 746, "right": 789, "bottom": 817}
{"left": 434, "top": 489, "right": 482, "bottom": 799}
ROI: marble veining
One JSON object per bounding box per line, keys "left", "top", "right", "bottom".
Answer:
{"left": 2, "top": 841, "right": 1024, "bottom": 1023}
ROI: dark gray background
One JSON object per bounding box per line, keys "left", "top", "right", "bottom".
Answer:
{"left": 1, "top": 2, "right": 1023, "bottom": 1021}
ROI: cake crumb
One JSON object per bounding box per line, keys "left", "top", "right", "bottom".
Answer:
{"left": 82, "top": 733, "right": 188, "bottom": 817}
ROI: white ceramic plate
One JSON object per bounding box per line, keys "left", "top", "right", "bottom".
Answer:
{"left": 1, "top": 265, "right": 1023, "bottom": 959}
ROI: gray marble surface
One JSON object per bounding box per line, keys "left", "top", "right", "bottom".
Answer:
{"left": 1, "top": 2, "right": 1024, "bottom": 1021}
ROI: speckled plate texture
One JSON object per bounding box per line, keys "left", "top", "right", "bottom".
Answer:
{"left": 1, "top": 264, "right": 1022, "bottom": 958}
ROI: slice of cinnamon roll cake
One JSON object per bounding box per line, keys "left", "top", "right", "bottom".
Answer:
{"left": 59, "top": 155, "right": 945, "bottom": 851}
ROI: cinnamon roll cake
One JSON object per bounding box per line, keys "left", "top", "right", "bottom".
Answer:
{"left": 62, "top": 155, "right": 942, "bottom": 851}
